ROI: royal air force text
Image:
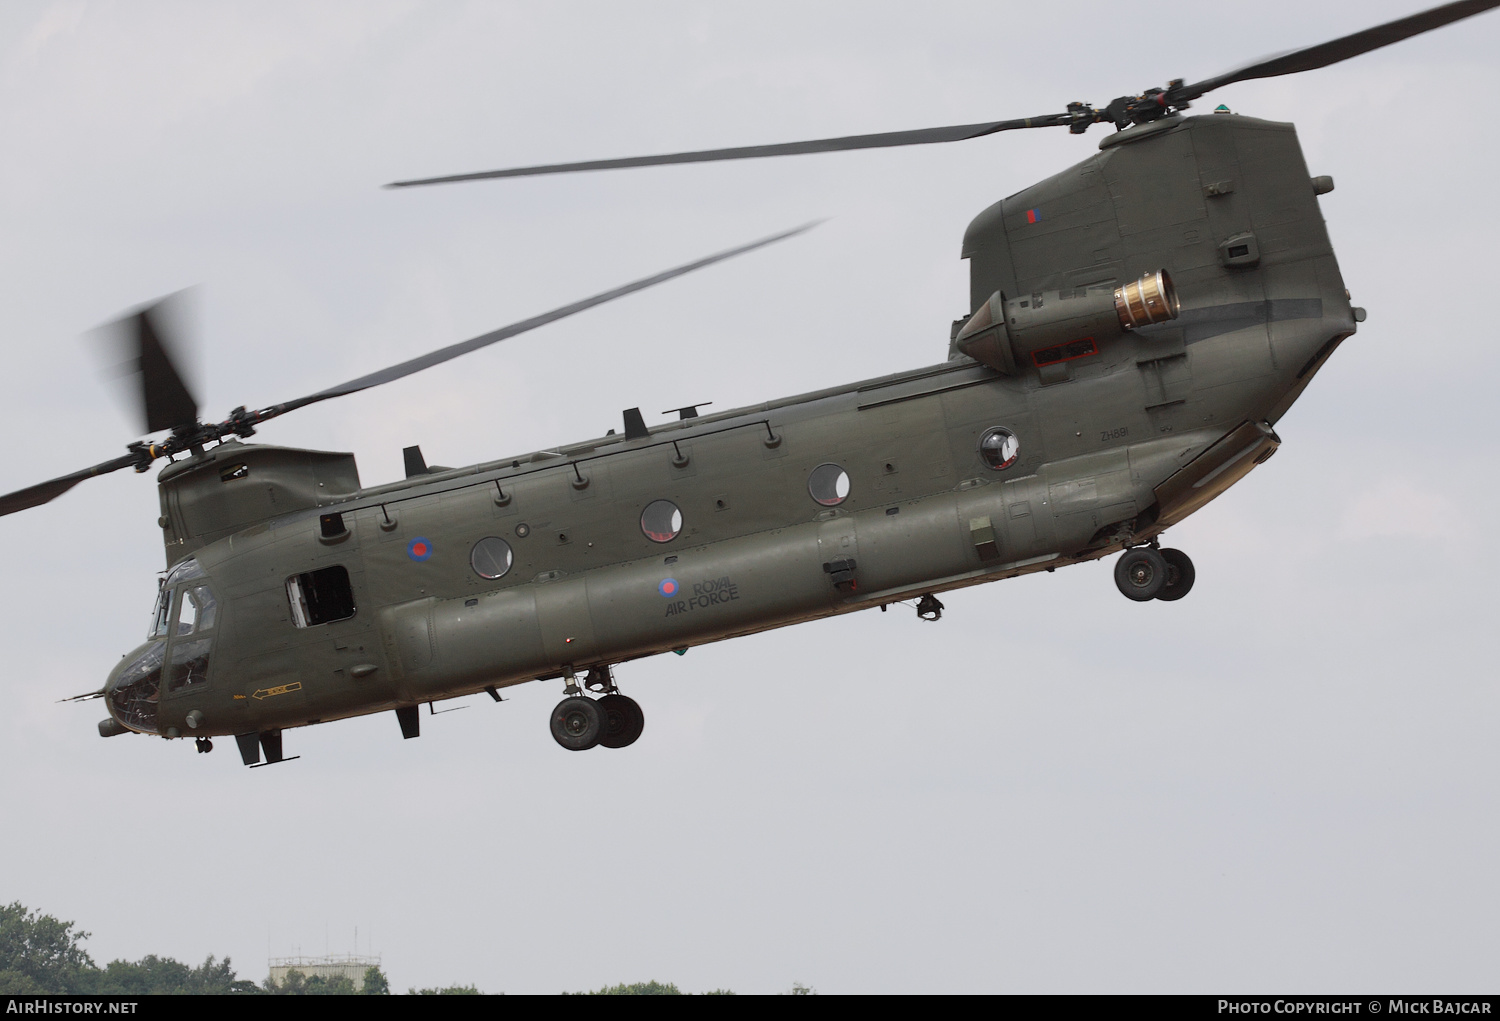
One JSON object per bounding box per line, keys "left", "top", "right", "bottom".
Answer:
{"left": 663, "top": 577, "right": 740, "bottom": 617}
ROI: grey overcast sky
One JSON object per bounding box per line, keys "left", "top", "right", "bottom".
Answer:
{"left": 2, "top": 0, "right": 1498, "bottom": 995}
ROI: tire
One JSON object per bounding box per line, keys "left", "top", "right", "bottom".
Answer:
{"left": 1114, "top": 547, "right": 1167, "bottom": 601}
{"left": 550, "top": 696, "right": 605, "bottom": 751}
{"left": 597, "top": 693, "right": 645, "bottom": 749}
{"left": 1155, "top": 548, "right": 1196, "bottom": 601}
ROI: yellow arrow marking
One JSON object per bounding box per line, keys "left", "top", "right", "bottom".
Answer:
{"left": 251, "top": 682, "right": 303, "bottom": 701}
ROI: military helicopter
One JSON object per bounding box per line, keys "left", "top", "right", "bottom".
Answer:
{"left": 9, "top": 0, "right": 1494, "bottom": 766}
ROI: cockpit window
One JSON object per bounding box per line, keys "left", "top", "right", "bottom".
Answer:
{"left": 174, "top": 585, "right": 218, "bottom": 637}
{"left": 152, "top": 559, "right": 207, "bottom": 639}
{"left": 164, "top": 558, "right": 206, "bottom": 587}
{"left": 149, "top": 582, "right": 170, "bottom": 639}
{"left": 109, "top": 643, "right": 164, "bottom": 734}
{"left": 167, "top": 637, "right": 212, "bottom": 692}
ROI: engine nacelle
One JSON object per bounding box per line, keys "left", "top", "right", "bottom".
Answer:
{"left": 954, "top": 270, "right": 1179, "bottom": 374}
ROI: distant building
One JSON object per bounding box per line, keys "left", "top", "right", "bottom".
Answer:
{"left": 268, "top": 954, "right": 381, "bottom": 988}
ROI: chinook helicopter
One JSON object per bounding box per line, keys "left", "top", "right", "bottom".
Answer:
{"left": 9, "top": 1, "right": 1494, "bottom": 765}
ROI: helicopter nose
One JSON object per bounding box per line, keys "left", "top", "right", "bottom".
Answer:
{"left": 99, "top": 658, "right": 133, "bottom": 737}
{"left": 103, "top": 641, "right": 165, "bottom": 736}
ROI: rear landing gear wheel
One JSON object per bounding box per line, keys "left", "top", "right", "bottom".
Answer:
{"left": 1114, "top": 547, "right": 1167, "bottom": 601}
{"left": 550, "top": 696, "right": 605, "bottom": 751}
{"left": 195, "top": 737, "right": 213, "bottom": 754}
{"left": 597, "top": 693, "right": 645, "bottom": 749}
{"left": 1154, "top": 548, "right": 1196, "bottom": 602}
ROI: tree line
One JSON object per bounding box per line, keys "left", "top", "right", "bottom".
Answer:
{"left": 0, "top": 902, "right": 806, "bottom": 994}
{"left": 2, "top": 902, "right": 424, "bottom": 995}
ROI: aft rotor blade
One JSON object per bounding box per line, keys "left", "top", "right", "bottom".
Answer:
{"left": 385, "top": 116, "right": 1072, "bottom": 188}
{"left": 267, "top": 221, "right": 820, "bottom": 416}
{"left": 0, "top": 453, "right": 140, "bottom": 518}
{"left": 1176, "top": 0, "right": 1500, "bottom": 101}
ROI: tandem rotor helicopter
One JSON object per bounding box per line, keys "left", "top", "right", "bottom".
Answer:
{"left": 10, "top": 1, "right": 1494, "bottom": 765}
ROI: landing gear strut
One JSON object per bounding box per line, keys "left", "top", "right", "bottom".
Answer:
{"left": 583, "top": 665, "right": 617, "bottom": 694}
{"left": 550, "top": 665, "right": 646, "bottom": 751}
{"left": 916, "top": 593, "right": 944, "bottom": 621}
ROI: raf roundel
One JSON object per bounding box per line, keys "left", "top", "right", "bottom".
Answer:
{"left": 407, "top": 536, "right": 434, "bottom": 562}
{"left": 658, "top": 578, "right": 679, "bottom": 598}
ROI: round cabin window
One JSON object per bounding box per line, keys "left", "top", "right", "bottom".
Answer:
{"left": 807, "top": 463, "right": 851, "bottom": 506}
{"left": 640, "top": 500, "right": 683, "bottom": 543}
{"left": 470, "top": 537, "right": 514, "bottom": 579}
{"left": 978, "top": 428, "right": 1020, "bottom": 471}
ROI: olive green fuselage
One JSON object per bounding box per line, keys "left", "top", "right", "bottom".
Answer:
{"left": 106, "top": 113, "right": 1357, "bottom": 742}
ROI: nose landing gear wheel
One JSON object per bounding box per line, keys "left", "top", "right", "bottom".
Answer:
{"left": 1154, "top": 548, "right": 1196, "bottom": 601}
{"left": 1114, "top": 547, "right": 1168, "bottom": 601}
{"left": 550, "top": 696, "right": 605, "bottom": 751}
{"left": 597, "top": 693, "right": 645, "bottom": 749}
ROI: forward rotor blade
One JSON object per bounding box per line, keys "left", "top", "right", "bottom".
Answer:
{"left": 269, "top": 221, "right": 820, "bottom": 417}
{"left": 385, "top": 116, "right": 1071, "bottom": 188}
{"left": 0, "top": 225, "right": 817, "bottom": 518}
{"left": 58, "top": 688, "right": 105, "bottom": 703}
{"left": 1177, "top": 0, "right": 1500, "bottom": 101}
{"left": 98, "top": 294, "right": 200, "bottom": 435}
{"left": 134, "top": 303, "right": 199, "bottom": 433}
{"left": 0, "top": 453, "right": 140, "bottom": 518}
